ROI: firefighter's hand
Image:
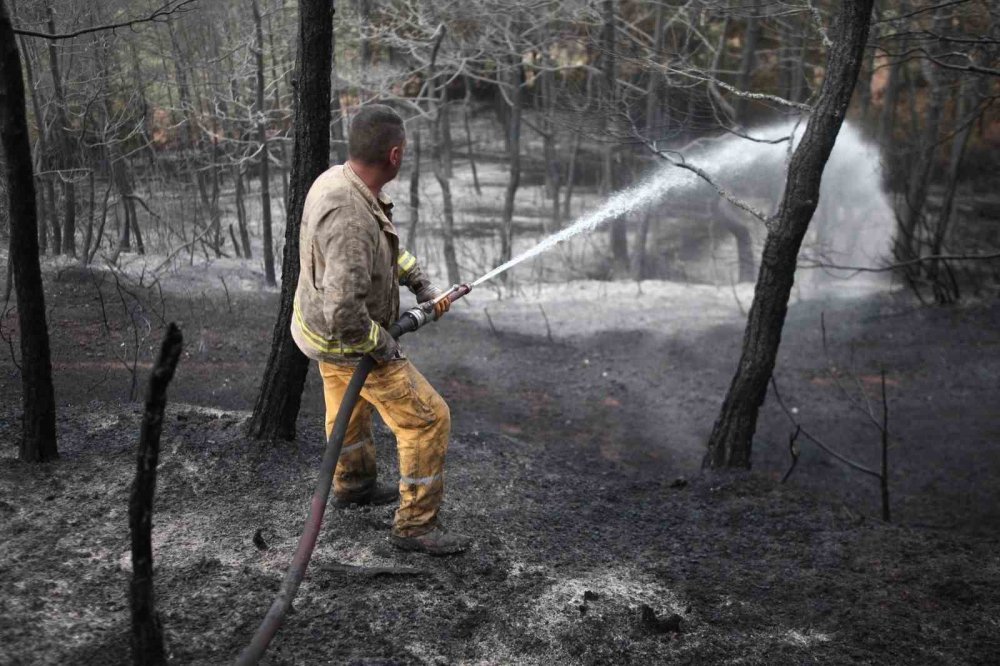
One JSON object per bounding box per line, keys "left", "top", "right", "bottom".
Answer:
{"left": 433, "top": 297, "right": 451, "bottom": 319}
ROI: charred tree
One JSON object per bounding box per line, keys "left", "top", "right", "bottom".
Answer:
{"left": 425, "top": 25, "right": 460, "bottom": 285}
{"left": 13, "top": 18, "right": 56, "bottom": 255}
{"left": 0, "top": 0, "right": 58, "bottom": 462}
{"left": 602, "top": 0, "right": 629, "bottom": 278}
{"left": 247, "top": 0, "right": 334, "bottom": 441}
{"left": 499, "top": 58, "right": 522, "bottom": 276}
{"left": 704, "top": 0, "right": 875, "bottom": 469}
{"left": 407, "top": 122, "right": 420, "bottom": 248}
{"left": 129, "top": 324, "right": 183, "bottom": 666}
{"left": 45, "top": 5, "right": 75, "bottom": 256}
{"left": 252, "top": 0, "right": 276, "bottom": 286}
{"left": 734, "top": 0, "right": 762, "bottom": 124}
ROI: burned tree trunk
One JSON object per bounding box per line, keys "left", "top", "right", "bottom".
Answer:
{"left": 407, "top": 123, "right": 420, "bottom": 248}
{"left": 425, "top": 25, "right": 460, "bottom": 285}
{"left": 734, "top": 0, "right": 762, "bottom": 124}
{"left": 252, "top": 0, "right": 276, "bottom": 286}
{"left": 129, "top": 323, "right": 183, "bottom": 666}
{"left": 704, "top": 0, "right": 875, "bottom": 469}
{"left": 602, "top": 0, "right": 629, "bottom": 278}
{"left": 45, "top": 5, "right": 75, "bottom": 257}
{"left": 234, "top": 166, "right": 253, "bottom": 258}
{"left": 499, "top": 59, "right": 522, "bottom": 274}
{"left": 714, "top": 198, "right": 756, "bottom": 283}
{"left": 247, "top": 0, "right": 333, "bottom": 441}
{"left": 1, "top": 0, "right": 58, "bottom": 462}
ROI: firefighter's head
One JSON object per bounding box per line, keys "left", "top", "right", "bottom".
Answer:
{"left": 348, "top": 104, "right": 406, "bottom": 183}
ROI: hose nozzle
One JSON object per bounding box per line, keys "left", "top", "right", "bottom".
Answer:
{"left": 395, "top": 284, "right": 473, "bottom": 338}
{"left": 435, "top": 283, "right": 473, "bottom": 307}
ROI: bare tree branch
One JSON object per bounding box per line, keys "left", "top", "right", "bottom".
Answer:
{"left": 14, "top": 1, "right": 199, "bottom": 41}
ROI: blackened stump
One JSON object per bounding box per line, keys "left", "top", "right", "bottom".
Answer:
{"left": 129, "top": 323, "right": 183, "bottom": 665}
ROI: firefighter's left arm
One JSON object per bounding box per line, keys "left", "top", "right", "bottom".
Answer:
{"left": 397, "top": 247, "right": 441, "bottom": 303}
{"left": 397, "top": 247, "right": 450, "bottom": 317}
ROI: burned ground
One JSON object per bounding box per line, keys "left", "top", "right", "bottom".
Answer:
{"left": 1, "top": 267, "right": 999, "bottom": 664}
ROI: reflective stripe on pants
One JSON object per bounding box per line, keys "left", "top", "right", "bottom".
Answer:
{"left": 319, "top": 359, "right": 451, "bottom": 537}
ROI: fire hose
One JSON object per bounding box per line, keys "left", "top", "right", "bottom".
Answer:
{"left": 236, "top": 283, "right": 473, "bottom": 665}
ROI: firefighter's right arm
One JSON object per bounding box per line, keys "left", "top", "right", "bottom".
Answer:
{"left": 317, "top": 207, "right": 398, "bottom": 362}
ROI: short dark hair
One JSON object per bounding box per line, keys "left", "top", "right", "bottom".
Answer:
{"left": 348, "top": 104, "right": 405, "bottom": 165}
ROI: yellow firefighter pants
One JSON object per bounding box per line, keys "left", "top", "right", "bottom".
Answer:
{"left": 318, "top": 359, "right": 450, "bottom": 537}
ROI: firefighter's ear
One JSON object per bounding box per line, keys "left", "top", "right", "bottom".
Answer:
{"left": 389, "top": 143, "right": 404, "bottom": 168}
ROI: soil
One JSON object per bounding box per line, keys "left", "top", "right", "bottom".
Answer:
{"left": 1, "top": 262, "right": 999, "bottom": 664}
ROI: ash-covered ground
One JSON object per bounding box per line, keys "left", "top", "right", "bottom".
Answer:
{"left": 1, "top": 262, "right": 999, "bottom": 664}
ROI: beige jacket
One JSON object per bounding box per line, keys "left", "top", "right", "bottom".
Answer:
{"left": 291, "top": 164, "right": 438, "bottom": 364}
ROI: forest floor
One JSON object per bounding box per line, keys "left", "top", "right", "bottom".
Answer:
{"left": 1, "top": 259, "right": 999, "bottom": 664}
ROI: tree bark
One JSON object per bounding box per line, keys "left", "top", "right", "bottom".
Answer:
{"left": 462, "top": 87, "right": 481, "bottom": 196}
{"left": 602, "top": 0, "right": 629, "bottom": 277}
{"left": 877, "top": 2, "right": 907, "bottom": 146}
{"left": 426, "top": 27, "right": 459, "bottom": 285}
{"left": 897, "top": 48, "right": 945, "bottom": 263}
{"left": 357, "top": 0, "right": 372, "bottom": 100}
{"left": 734, "top": 0, "right": 762, "bottom": 124}
{"left": 15, "top": 24, "right": 53, "bottom": 256}
{"left": 45, "top": 5, "right": 75, "bottom": 256}
{"left": 499, "top": 60, "right": 522, "bottom": 276}
{"left": 407, "top": 122, "right": 420, "bottom": 249}
{"left": 704, "top": 0, "right": 875, "bottom": 469}
{"left": 634, "top": 4, "right": 666, "bottom": 277}
{"left": 234, "top": 166, "right": 253, "bottom": 258}
{"left": 252, "top": 0, "right": 276, "bottom": 285}
{"left": 129, "top": 324, "right": 182, "bottom": 666}
{"left": 0, "top": 0, "right": 58, "bottom": 462}
{"left": 714, "top": 198, "right": 756, "bottom": 283}
{"left": 247, "top": 0, "right": 334, "bottom": 441}
{"left": 562, "top": 131, "right": 581, "bottom": 220}
{"left": 927, "top": 78, "right": 980, "bottom": 297}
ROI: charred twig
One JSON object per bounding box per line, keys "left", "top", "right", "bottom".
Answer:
{"left": 89, "top": 270, "right": 111, "bottom": 336}
{"left": 219, "top": 276, "right": 232, "bottom": 314}
{"left": 0, "top": 305, "right": 21, "bottom": 372}
{"left": 537, "top": 303, "right": 553, "bottom": 343}
{"left": 880, "top": 369, "right": 891, "bottom": 522}
{"left": 483, "top": 307, "right": 499, "bottom": 337}
{"left": 781, "top": 425, "right": 802, "bottom": 484}
{"left": 771, "top": 375, "right": 892, "bottom": 521}
{"left": 729, "top": 274, "right": 746, "bottom": 317}
{"left": 129, "top": 323, "right": 183, "bottom": 666}
{"left": 770, "top": 377, "right": 880, "bottom": 479}
{"left": 112, "top": 271, "right": 143, "bottom": 402}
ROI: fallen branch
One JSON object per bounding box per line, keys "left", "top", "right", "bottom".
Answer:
{"left": 129, "top": 323, "right": 183, "bottom": 666}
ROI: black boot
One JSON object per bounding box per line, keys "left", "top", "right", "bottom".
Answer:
{"left": 332, "top": 483, "right": 399, "bottom": 508}
{"left": 389, "top": 523, "right": 471, "bottom": 555}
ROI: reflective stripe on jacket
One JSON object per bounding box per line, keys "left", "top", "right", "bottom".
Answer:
{"left": 291, "top": 163, "right": 437, "bottom": 364}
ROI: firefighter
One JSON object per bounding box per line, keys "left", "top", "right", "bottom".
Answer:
{"left": 290, "top": 104, "right": 471, "bottom": 555}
